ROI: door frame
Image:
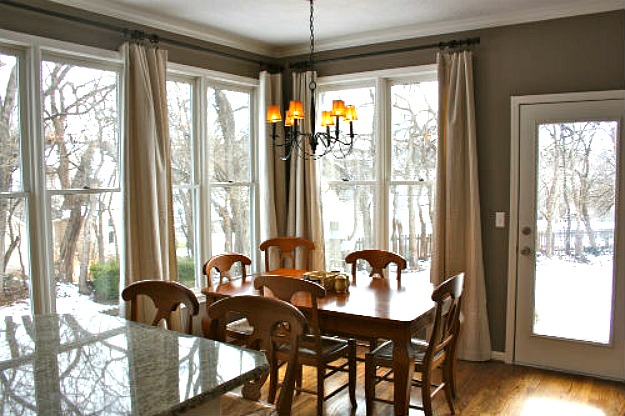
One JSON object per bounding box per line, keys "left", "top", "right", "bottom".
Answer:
{"left": 505, "top": 90, "right": 625, "bottom": 366}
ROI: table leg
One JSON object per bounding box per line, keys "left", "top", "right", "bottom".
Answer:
{"left": 392, "top": 338, "right": 414, "bottom": 415}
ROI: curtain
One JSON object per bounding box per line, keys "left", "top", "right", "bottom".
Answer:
{"left": 287, "top": 71, "right": 325, "bottom": 270}
{"left": 431, "top": 50, "right": 491, "bottom": 361}
{"left": 259, "top": 71, "right": 287, "bottom": 240}
{"left": 122, "top": 42, "right": 177, "bottom": 323}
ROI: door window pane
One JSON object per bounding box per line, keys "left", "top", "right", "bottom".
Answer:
{"left": 534, "top": 121, "right": 617, "bottom": 344}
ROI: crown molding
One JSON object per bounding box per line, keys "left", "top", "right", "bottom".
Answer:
{"left": 49, "top": 0, "right": 624, "bottom": 59}
{"left": 47, "top": 0, "right": 276, "bottom": 56}
{"left": 273, "top": 0, "right": 625, "bottom": 57}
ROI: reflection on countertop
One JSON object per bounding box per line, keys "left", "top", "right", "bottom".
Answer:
{"left": 0, "top": 313, "right": 268, "bottom": 415}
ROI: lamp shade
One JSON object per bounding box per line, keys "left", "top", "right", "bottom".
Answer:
{"left": 331, "top": 100, "right": 346, "bottom": 117}
{"left": 344, "top": 105, "right": 358, "bottom": 122}
{"left": 288, "top": 100, "right": 305, "bottom": 119}
{"left": 320, "top": 111, "right": 335, "bottom": 127}
{"left": 266, "top": 105, "right": 282, "bottom": 123}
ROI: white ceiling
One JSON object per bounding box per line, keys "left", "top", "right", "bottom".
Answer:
{"left": 51, "top": 0, "right": 624, "bottom": 57}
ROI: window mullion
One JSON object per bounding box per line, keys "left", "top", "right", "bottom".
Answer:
{"left": 25, "top": 43, "right": 54, "bottom": 314}
{"left": 376, "top": 76, "right": 390, "bottom": 250}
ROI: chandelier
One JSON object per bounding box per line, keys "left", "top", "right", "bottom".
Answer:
{"left": 266, "top": 0, "right": 358, "bottom": 160}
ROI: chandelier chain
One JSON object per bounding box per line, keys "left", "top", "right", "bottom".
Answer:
{"left": 309, "top": 0, "right": 315, "bottom": 72}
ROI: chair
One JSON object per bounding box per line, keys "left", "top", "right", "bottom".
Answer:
{"left": 364, "top": 272, "right": 464, "bottom": 416}
{"left": 345, "top": 249, "right": 407, "bottom": 286}
{"left": 254, "top": 274, "right": 357, "bottom": 416}
{"left": 203, "top": 253, "right": 252, "bottom": 286}
{"left": 202, "top": 253, "right": 253, "bottom": 344}
{"left": 207, "top": 294, "right": 308, "bottom": 416}
{"left": 121, "top": 280, "right": 200, "bottom": 335}
{"left": 259, "top": 237, "right": 315, "bottom": 271}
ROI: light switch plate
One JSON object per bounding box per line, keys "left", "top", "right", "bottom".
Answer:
{"left": 495, "top": 212, "right": 506, "bottom": 228}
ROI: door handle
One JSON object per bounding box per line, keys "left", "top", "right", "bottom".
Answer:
{"left": 520, "top": 246, "right": 533, "bottom": 256}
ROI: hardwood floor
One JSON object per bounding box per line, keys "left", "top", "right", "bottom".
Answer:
{"left": 265, "top": 358, "right": 625, "bottom": 415}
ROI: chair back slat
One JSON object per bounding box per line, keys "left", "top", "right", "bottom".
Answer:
{"left": 203, "top": 253, "right": 252, "bottom": 286}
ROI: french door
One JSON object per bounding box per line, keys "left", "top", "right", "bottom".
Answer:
{"left": 511, "top": 91, "right": 625, "bottom": 379}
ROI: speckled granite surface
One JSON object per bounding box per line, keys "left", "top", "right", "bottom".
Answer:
{"left": 0, "top": 313, "right": 269, "bottom": 415}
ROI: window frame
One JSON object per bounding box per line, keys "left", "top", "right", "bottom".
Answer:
{"left": 0, "top": 29, "right": 124, "bottom": 314}
{"left": 316, "top": 65, "right": 437, "bottom": 263}
{"left": 168, "top": 63, "right": 260, "bottom": 288}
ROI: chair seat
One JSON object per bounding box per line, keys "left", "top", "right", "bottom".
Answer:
{"left": 369, "top": 338, "right": 429, "bottom": 362}
{"left": 276, "top": 333, "right": 350, "bottom": 358}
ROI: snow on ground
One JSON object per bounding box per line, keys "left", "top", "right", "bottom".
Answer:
{"left": 0, "top": 283, "right": 117, "bottom": 319}
{"left": 534, "top": 254, "right": 613, "bottom": 344}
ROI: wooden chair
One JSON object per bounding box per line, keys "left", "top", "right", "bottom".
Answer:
{"left": 259, "top": 237, "right": 315, "bottom": 271}
{"left": 203, "top": 253, "right": 252, "bottom": 286}
{"left": 207, "top": 294, "right": 308, "bottom": 416}
{"left": 121, "top": 280, "right": 200, "bottom": 335}
{"left": 364, "top": 272, "right": 464, "bottom": 416}
{"left": 202, "top": 253, "right": 254, "bottom": 344}
{"left": 344, "top": 249, "right": 407, "bottom": 286}
{"left": 254, "top": 274, "right": 357, "bottom": 416}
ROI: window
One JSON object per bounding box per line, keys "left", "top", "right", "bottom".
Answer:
{"left": 167, "top": 78, "right": 197, "bottom": 288}
{"left": 167, "top": 71, "right": 259, "bottom": 288}
{"left": 0, "top": 48, "right": 31, "bottom": 317}
{"left": 206, "top": 83, "right": 256, "bottom": 259}
{"left": 0, "top": 35, "right": 123, "bottom": 317}
{"left": 41, "top": 57, "right": 122, "bottom": 314}
{"left": 318, "top": 68, "right": 438, "bottom": 278}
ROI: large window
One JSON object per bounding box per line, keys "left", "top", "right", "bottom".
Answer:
{"left": 319, "top": 68, "right": 438, "bottom": 278}
{"left": 167, "top": 73, "right": 258, "bottom": 288}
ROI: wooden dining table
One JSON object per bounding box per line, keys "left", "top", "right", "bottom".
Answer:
{"left": 202, "top": 268, "right": 435, "bottom": 416}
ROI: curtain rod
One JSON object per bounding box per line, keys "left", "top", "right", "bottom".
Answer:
{"left": 0, "top": 0, "right": 282, "bottom": 70}
{"left": 290, "top": 37, "right": 480, "bottom": 69}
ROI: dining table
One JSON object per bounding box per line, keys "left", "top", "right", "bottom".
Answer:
{"left": 0, "top": 312, "right": 269, "bottom": 416}
{"left": 202, "top": 268, "right": 435, "bottom": 416}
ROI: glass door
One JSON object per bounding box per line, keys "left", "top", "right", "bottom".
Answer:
{"left": 514, "top": 95, "right": 625, "bottom": 379}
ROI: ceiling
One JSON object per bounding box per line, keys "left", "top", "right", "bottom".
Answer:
{"left": 50, "top": 0, "right": 623, "bottom": 57}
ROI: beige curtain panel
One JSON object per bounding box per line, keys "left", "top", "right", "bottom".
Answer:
{"left": 287, "top": 71, "right": 325, "bottom": 270}
{"left": 259, "top": 71, "right": 287, "bottom": 241}
{"left": 431, "top": 50, "right": 492, "bottom": 361}
{"left": 123, "top": 42, "right": 178, "bottom": 324}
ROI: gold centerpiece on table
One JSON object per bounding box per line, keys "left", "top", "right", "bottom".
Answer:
{"left": 303, "top": 271, "right": 350, "bottom": 293}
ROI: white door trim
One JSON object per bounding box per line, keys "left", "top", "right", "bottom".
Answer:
{"left": 505, "top": 90, "right": 625, "bottom": 364}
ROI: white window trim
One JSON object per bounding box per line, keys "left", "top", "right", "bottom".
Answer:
{"left": 317, "top": 65, "right": 437, "bottom": 252}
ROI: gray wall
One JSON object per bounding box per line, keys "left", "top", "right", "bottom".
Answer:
{"left": 2, "top": 1, "right": 623, "bottom": 352}
{"left": 292, "top": 11, "right": 623, "bottom": 352}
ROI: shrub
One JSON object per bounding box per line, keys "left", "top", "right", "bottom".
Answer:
{"left": 177, "top": 257, "right": 196, "bottom": 287}
{"left": 90, "top": 259, "right": 120, "bottom": 303}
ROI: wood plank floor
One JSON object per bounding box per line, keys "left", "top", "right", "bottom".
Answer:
{"left": 266, "top": 358, "right": 625, "bottom": 416}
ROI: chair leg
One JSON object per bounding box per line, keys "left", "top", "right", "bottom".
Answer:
{"left": 443, "top": 361, "right": 457, "bottom": 414}
{"left": 364, "top": 354, "right": 375, "bottom": 416}
{"left": 268, "top": 355, "right": 279, "bottom": 404}
{"left": 316, "top": 364, "right": 325, "bottom": 416}
{"left": 421, "top": 369, "right": 433, "bottom": 416}
{"left": 348, "top": 339, "right": 357, "bottom": 408}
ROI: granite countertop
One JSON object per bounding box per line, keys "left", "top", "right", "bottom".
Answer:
{"left": 0, "top": 313, "right": 269, "bottom": 415}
